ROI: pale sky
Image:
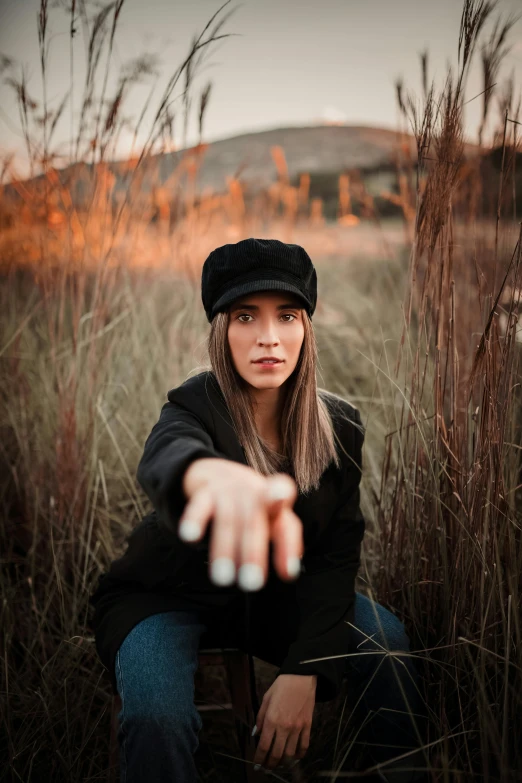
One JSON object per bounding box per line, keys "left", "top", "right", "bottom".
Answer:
{"left": 1, "top": 0, "right": 521, "bottom": 176}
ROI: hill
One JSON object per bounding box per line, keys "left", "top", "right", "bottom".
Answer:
{"left": 147, "top": 124, "right": 418, "bottom": 193}
{"left": 1, "top": 123, "right": 496, "bottom": 226}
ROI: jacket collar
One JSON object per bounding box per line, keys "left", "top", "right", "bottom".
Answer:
{"left": 167, "top": 370, "right": 248, "bottom": 466}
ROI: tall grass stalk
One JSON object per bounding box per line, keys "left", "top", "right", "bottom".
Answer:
{"left": 367, "top": 1, "right": 522, "bottom": 779}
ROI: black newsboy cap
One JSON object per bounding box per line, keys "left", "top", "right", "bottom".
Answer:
{"left": 201, "top": 237, "right": 317, "bottom": 323}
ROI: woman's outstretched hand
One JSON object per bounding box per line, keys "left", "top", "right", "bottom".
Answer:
{"left": 179, "top": 458, "right": 303, "bottom": 591}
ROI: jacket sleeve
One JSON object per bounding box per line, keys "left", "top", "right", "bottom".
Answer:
{"left": 276, "top": 407, "right": 365, "bottom": 702}
{"left": 136, "top": 398, "right": 230, "bottom": 547}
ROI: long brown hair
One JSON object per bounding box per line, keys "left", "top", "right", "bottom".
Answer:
{"left": 206, "top": 306, "right": 344, "bottom": 496}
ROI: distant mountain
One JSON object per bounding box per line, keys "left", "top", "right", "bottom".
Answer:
{"left": 3, "top": 124, "right": 417, "bottom": 195}
{"left": 145, "top": 124, "right": 419, "bottom": 193}
{"left": 2, "top": 123, "right": 491, "bottom": 225}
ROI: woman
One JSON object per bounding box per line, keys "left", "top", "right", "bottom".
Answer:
{"left": 90, "top": 238, "right": 428, "bottom": 782}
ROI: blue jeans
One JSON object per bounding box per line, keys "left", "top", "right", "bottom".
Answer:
{"left": 113, "top": 593, "right": 429, "bottom": 782}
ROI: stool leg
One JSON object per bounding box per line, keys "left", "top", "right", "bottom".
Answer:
{"left": 225, "top": 651, "right": 259, "bottom": 782}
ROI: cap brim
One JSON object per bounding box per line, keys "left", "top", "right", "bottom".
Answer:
{"left": 212, "top": 279, "right": 310, "bottom": 318}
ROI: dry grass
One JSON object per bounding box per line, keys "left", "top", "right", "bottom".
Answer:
{"left": 1, "top": 0, "right": 522, "bottom": 781}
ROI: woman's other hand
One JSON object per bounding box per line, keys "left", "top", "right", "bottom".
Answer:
{"left": 252, "top": 674, "right": 316, "bottom": 771}
{"left": 179, "top": 458, "right": 303, "bottom": 590}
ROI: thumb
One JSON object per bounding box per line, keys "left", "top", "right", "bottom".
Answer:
{"left": 252, "top": 691, "right": 271, "bottom": 736}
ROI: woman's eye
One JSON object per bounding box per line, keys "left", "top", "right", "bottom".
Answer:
{"left": 237, "top": 313, "right": 296, "bottom": 322}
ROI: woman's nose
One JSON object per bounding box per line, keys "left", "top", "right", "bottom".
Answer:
{"left": 257, "top": 323, "right": 280, "bottom": 342}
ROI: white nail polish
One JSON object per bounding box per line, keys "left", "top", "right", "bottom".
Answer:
{"left": 268, "top": 480, "right": 289, "bottom": 501}
{"left": 251, "top": 724, "right": 258, "bottom": 736}
{"left": 210, "top": 557, "right": 236, "bottom": 585}
{"left": 179, "top": 520, "right": 200, "bottom": 541}
{"left": 238, "top": 563, "right": 264, "bottom": 591}
{"left": 287, "top": 556, "right": 300, "bottom": 577}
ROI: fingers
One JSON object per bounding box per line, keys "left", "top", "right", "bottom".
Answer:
{"left": 265, "top": 474, "right": 303, "bottom": 581}
{"left": 208, "top": 490, "right": 240, "bottom": 586}
{"left": 253, "top": 721, "right": 275, "bottom": 768}
{"left": 282, "top": 729, "right": 301, "bottom": 763}
{"left": 265, "top": 474, "right": 298, "bottom": 514}
{"left": 271, "top": 507, "right": 304, "bottom": 581}
{"left": 253, "top": 723, "right": 279, "bottom": 770}
{"left": 208, "top": 491, "right": 270, "bottom": 590}
{"left": 252, "top": 695, "right": 268, "bottom": 738}
{"left": 178, "top": 487, "right": 214, "bottom": 543}
{"left": 238, "top": 503, "right": 269, "bottom": 591}
{"left": 265, "top": 729, "right": 288, "bottom": 770}
{"left": 295, "top": 723, "right": 310, "bottom": 759}
{"left": 255, "top": 727, "right": 298, "bottom": 771}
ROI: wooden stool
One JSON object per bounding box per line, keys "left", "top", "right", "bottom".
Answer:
{"left": 109, "top": 646, "right": 259, "bottom": 782}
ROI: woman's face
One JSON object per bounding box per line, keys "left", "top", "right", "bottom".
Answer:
{"left": 227, "top": 291, "right": 305, "bottom": 390}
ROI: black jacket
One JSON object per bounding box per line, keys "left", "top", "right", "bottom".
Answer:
{"left": 89, "top": 370, "right": 365, "bottom": 703}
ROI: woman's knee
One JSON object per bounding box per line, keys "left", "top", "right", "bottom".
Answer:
{"left": 353, "top": 592, "right": 411, "bottom": 652}
{"left": 116, "top": 648, "right": 203, "bottom": 734}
